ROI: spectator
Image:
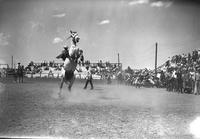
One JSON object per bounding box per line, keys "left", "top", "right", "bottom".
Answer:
{"left": 194, "top": 68, "right": 200, "bottom": 95}
{"left": 176, "top": 69, "right": 183, "bottom": 93}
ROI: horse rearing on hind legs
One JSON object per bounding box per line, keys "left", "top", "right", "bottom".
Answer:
{"left": 56, "top": 30, "right": 84, "bottom": 95}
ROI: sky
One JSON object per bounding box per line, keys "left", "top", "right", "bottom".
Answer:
{"left": 0, "top": 0, "right": 200, "bottom": 69}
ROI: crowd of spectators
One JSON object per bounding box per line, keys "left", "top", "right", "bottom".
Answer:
{"left": 118, "top": 49, "right": 200, "bottom": 95}
{"left": 116, "top": 67, "right": 157, "bottom": 87}
{"left": 161, "top": 49, "right": 200, "bottom": 95}
{"left": 0, "top": 68, "right": 7, "bottom": 78}
{"left": 86, "top": 60, "right": 122, "bottom": 79}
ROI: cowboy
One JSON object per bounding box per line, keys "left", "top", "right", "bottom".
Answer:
{"left": 84, "top": 66, "right": 93, "bottom": 90}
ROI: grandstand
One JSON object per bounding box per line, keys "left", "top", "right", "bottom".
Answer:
{"left": 24, "top": 61, "right": 122, "bottom": 80}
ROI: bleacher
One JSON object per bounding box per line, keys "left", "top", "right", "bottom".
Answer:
{"left": 24, "top": 61, "right": 122, "bottom": 80}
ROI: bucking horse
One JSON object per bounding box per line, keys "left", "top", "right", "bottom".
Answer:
{"left": 56, "top": 30, "right": 84, "bottom": 96}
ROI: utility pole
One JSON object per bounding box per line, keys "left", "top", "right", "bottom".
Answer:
{"left": 11, "top": 55, "right": 13, "bottom": 69}
{"left": 155, "top": 42, "right": 158, "bottom": 78}
{"left": 118, "top": 53, "right": 120, "bottom": 69}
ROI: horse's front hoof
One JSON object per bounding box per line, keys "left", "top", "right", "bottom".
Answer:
{"left": 68, "top": 86, "right": 72, "bottom": 92}
{"left": 58, "top": 92, "right": 62, "bottom": 98}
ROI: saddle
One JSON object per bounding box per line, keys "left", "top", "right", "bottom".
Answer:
{"left": 56, "top": 49, "right": 70, "bottom": 61}
{"left": 56, "top": 47, "right": 83, "bottom": 64}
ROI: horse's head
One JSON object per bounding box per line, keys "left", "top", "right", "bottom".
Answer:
{"left": 69, "top": 30, "right": 80, "bottom": 45}
{"left": 65, "top": 30, "right": 83, "bottom": 64}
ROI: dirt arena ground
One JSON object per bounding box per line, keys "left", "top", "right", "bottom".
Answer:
{"left": 0, "top": 78, "right": 200, "bottom": 139}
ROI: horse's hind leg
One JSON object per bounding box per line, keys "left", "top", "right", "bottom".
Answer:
{"left": 18, "top": 76, "right": 21, "bottom": 83}
{"left": 68, "top": 76, "right": 75, "bottom": 91}
{"left": 59, "top": 78, "right": 64, "bottom": 97}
